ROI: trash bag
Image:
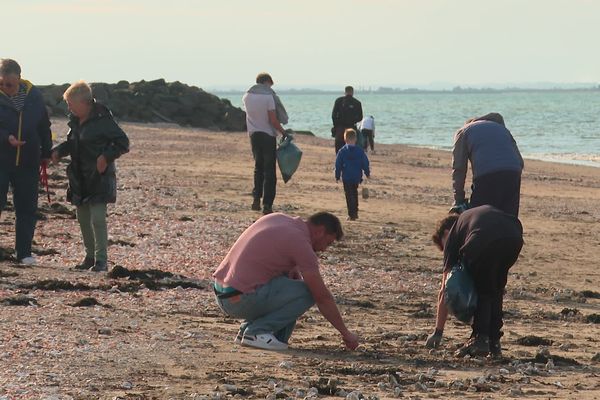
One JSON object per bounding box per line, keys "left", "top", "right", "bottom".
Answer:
{"left": 444, "top": 261, "right": 478, "bottom": 324}
{"left": 276, "top": 134, "right": 302, "bottom": 183}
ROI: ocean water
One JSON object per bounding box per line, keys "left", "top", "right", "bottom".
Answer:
{"left": 220, "top": 91, "right": 600, "bottom": 167}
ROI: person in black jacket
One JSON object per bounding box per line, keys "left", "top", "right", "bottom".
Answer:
{"left": 0, "top": 59, "right": 52, "bottom": 266}
{"left": 331, "top": 86, "right": 362, "bottom": 154}
{"left": 426, "top": 206, "right": 523, "bottom": 358}
{"left": 51, "top": 81, "right": 129, "bottom": 272}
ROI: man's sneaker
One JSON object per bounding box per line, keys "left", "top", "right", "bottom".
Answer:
{"left": 234, "top": 330, "right": 243, "bottom": 345}
{"left": 262, "top": 206, "right": 273, "bottom": 215}
{"left": 74, "top": 256, "right": 95, "bottom": 270}
{"left": 90, "top": 260, "right": 108, "bottom": 272}
{"left": 18, "top": 256, "right": 37, "bottom": 266}
{"left": 241, "top": 333, "right": 288, "bottom": 351}
{"left": 251, "top": 198, "right": 261, "bottom": 211}
{"left": 455, "top": 335, "right": 490, "bottom": 358}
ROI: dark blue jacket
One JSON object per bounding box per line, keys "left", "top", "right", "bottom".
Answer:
{"left": 0, "top": 80, "right": 52, "bottom": 169}
{"left": 335, "top": 144, "right": 370, "bottom": 184}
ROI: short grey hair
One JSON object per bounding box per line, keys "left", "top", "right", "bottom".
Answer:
{"left": 63, "top": 80, "right": 93, "bottom": 103}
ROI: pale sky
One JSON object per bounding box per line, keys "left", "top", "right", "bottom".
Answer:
{"left": 5, "top": 0, "right": 600, "bottom": 89}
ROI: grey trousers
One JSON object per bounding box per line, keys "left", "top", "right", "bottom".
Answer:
{"left": 215, "top": 276, "right": 315, "bottom": 343}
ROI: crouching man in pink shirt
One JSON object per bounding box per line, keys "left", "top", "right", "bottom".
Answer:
{"left": 213, "top": 212, "right": 360, "bottom": 351}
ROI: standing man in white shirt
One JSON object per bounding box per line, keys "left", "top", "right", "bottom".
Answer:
{"left": 359, "top": 115, "right": 375, "bottom": 153}
{"left": 242, "top": 73, "right": 288, "bottom": 215}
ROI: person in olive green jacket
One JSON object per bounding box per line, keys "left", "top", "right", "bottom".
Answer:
{"left": 51, "top": 81, "right": 129, "bottom": 272}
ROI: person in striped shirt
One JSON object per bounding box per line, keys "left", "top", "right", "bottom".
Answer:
{"left": 0, "top": 59, "right": 52, "bottom": 265}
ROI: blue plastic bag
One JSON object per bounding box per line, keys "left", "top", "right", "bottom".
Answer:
{"left": 276, "top": 135, "right": 302, "bottom": 183}
{"left": 444, "top": 262, "right": 478, "bottom": 324}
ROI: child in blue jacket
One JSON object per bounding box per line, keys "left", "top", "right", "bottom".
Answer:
{"left": 335, "top": 128, "right": 370, "bottom": 220}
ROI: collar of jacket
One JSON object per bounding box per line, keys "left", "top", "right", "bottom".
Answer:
{"left": 246, "top": 83, "right": 276, "bottom": 95}
{"left": 0, "top": 79, "right": 34, "bottom": 108}
{"left": 67, "top": 100, "right": 112, "bottom": 128}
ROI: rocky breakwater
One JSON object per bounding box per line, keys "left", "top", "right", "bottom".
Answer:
{"left": 39, "top": 79, "right": 246, "bottom": 131}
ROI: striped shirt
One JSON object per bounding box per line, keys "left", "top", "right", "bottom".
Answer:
{"left": 9, "top": 83, "right": 27, "bottom": 112}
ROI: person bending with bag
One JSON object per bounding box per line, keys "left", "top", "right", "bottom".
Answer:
{"left": 426, "top": 205, "right": 523, "bottom": 358}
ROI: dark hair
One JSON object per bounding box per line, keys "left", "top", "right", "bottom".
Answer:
{"left": 432, "top": 213, "right": 459, "bottom": 250}
{"left": 0, "top": 59, "right": 21, "bottom": 76}
{"left": 308, "top": 212, "right": 343, "bottom": 241}
{"left": 344, "top": 86, "right": 354, "bottom": 93}
{"left": 256, "top": 73, "right": 274, "bottom": 85}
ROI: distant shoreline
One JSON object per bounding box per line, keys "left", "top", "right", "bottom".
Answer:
{"left": 214, "top": 86, "right": 600, "bottom": 96}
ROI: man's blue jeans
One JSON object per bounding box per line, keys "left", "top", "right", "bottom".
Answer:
{"left": 0, "top": 166, "right": 39, "bottom": 260}
{"left": 215, "top": 276, "right": 315, "bottom": 343}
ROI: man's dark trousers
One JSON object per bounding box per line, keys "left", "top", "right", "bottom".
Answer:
{"left": 470, "top": 170, "right": 521, "bottom": 217}
{"left": 343, "top": 181, "right": 359, "bottom": 219}
{"left": 468, "top": 237, "right": 523, "bottom": 341}
{"left": 0, "top": 166, "right": 40, "bottom": 260}
{"left": 250, "top": 132, "right": 277, "bottom": 208}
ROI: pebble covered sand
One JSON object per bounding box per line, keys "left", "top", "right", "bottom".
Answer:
{"left": 1, "top": 120, "right": 599, "bottom": 399}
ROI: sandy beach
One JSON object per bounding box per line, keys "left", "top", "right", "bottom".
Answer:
{"left": 1, "top": 119, "right": 599, "bottom": 399}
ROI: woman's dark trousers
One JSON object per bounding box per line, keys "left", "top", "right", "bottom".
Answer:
{"left": 468, "top": 237, "right": 523, "bottom": 342}
{"left": 0, "top": 166, "right": 39, "bottom": 260}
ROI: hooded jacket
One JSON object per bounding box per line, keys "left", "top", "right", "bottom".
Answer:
{"left": 335, "top": 144, "right": 370, "bottom": 184}
{"left": 246, "top": 83, "right": 289, "bottom": 125}
{"left": 0, "top": 79, "right": 52, "bottom": 169}
{"left": 53, "top": 102, "right": 129, "bottom": 205}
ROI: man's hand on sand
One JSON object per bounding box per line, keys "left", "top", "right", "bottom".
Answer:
{"left": 8, "top": 134, "right": 26, "bottom": 147}
{"left": 343, "top": 331, "right": 360, "bottom": 350}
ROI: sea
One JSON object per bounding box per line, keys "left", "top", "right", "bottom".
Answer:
{"left": 218, "top": 91, "right": 600, "bottom": 167}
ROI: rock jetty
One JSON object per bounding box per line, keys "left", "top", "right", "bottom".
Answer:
{"left": 38, "top": 79, "right": 246, "bottom": 131}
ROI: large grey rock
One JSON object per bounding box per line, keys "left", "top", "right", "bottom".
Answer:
{"left": 38, "top": 79, "right": 246, "bottom": 131}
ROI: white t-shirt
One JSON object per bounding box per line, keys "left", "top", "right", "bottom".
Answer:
{"left": 242, "top": 92, "right": 276, "bottom": 136}
{"left": 360, "top": 116, "right": 375, "bottom": 131}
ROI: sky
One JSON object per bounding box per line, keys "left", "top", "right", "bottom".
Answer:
{"left": 5, "top": 0, "right": 600, "bottom": 90}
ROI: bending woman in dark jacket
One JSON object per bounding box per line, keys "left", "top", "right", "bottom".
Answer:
{"left": 51, "top": 81, "right": 129, "bottom": 272}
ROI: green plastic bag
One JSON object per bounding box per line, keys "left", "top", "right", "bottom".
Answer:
{"left": 444, "top": 261, "right": 478, "bottom": 324}
{"left": 276, "top": 135, "right": 302, "bottom": 183}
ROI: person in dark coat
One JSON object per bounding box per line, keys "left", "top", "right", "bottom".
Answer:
{"left": 331, "top": 86, "right": 363, "bottom": 154}
{"left": 0, "top": 59, "right": 52, "bottom": 265}
{"left": 426, "top": 206, "right": 523, "bottom": 358}
{"left": 451, "top": 113, "right": 523, "bottom": 216}
{"left": 51, "top": 81, "right": 129, "bottom": 272}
